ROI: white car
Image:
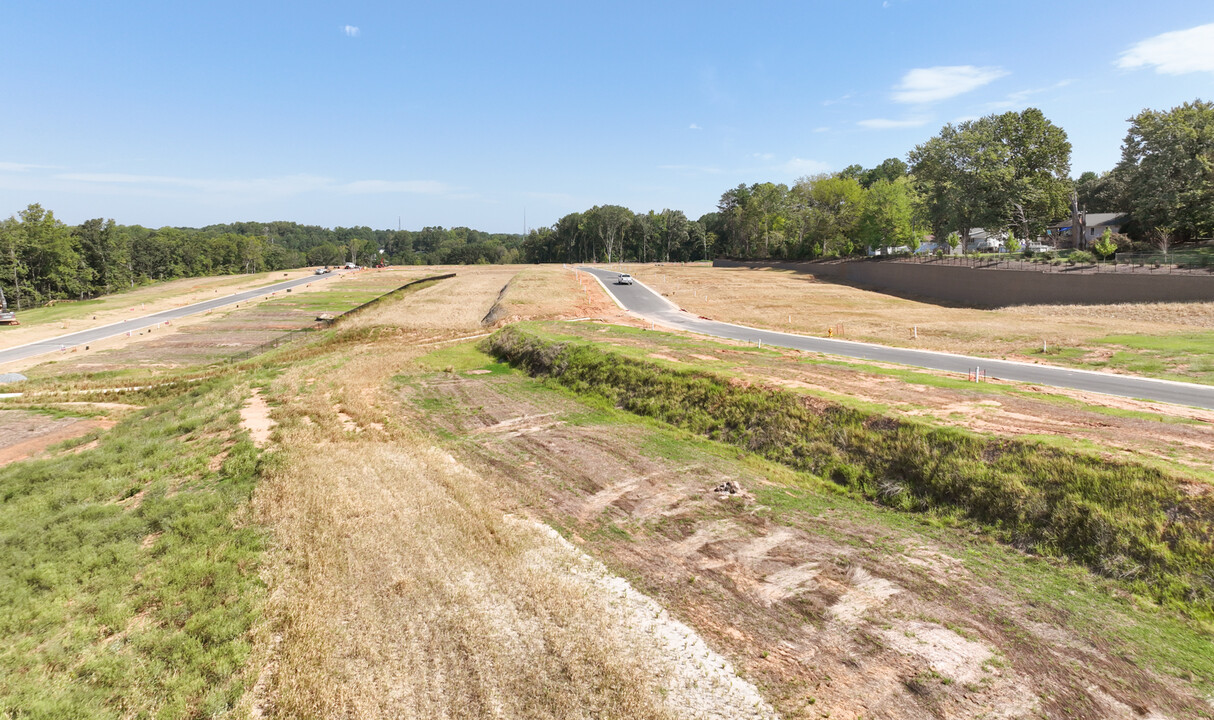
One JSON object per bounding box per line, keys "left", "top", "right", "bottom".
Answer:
{"left": 314, "top": 267, "right": 327, "bottom": 275}
{"left": 1025, "top": 242, "right": 1052, "bottom": 253}
{"left": 616, "top": 273, "right": 634, "bottom": 285}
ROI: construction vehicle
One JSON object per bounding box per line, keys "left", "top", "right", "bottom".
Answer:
{"left": 0, "top": 286, "right": 17, "bottom": 325}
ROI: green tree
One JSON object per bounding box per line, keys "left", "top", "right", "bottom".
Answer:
{"left": 909, "top": 120, "right": 1004, "bottom": 248}
{"left": 0, "top": 216, "right": 28, "bottom": 307}
{"left": 910, "top": 108, "right": 1071, "bottom": 247}
{"left": 1114, "top": 99, "right": 1214, "bottom": 240}
{"left": 582, "top": 205, "right": 632, "bottom": 263}
{"left": 716, "top": 184, "right": 755, "bottom": 256}
{"left": 798, "top": 174, "right": 864, "bottom": 257}
{"left": 1005, "top": 229, "right": 1021, "bottom": 255}
{"left": 860, "top": 157, "right": 909, "bottom": 188}
{"left": 750, "top": 182, "right": 789, "bottom": 257}
{"left": 857, "top": 178, "right": 914, "bottom": 252}
{"left": 659, "top": 209, "right": 689, "bottom": 262}
{"left": 1093, "top": 228, "right": 1118, "bottom": 259}
{"left": 1075, "top": 170, "right": 1126, "bottom": 213}
{"left": 19, "top": 203, "right": 82, "bottom": 300}
{"left": 997, "top": 108, "right": 1073, "bottom": 242}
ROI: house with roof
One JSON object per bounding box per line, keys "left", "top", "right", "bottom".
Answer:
{"left": 1044, "top": 212, "right": 1130, "bottom": 248}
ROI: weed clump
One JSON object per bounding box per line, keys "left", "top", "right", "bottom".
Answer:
{"left": 487, "top": 326, "right": 1214, "bottom": 617}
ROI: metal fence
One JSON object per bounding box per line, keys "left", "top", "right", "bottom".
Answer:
{"left": 880, "top": 254, "right": 1214, "bottom": 275}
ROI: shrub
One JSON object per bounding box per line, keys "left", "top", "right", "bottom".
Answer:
{"left": 487, "top": 328, "right": 1214, "bottom": 618}
{"left": 1094, "top": 229, "right": 1118, "bottom": 259}
{"left": 1069, "top": 250, "right": 1096, "bottom": 263}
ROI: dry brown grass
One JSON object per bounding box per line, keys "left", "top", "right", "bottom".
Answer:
{"left": 494, "top": 265, "right": 594, "bottom": 321}
{"left": 248, "top": 272, "right": 775, "bottom": 718}
{"left": 0, "top": 269, "right": 325, "bottom": 352}
{"left": 339, "top": 266, "right": 520, "bottom": 332}
{"left": 624, "top": 264, "right": 1214, "bottom": 358}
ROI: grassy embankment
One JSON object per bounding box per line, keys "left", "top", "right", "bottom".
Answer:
{"left": 486, "top": 325, "right": 1214, "bottom": 619}
{"left": 0, "top": 272, "right": 456, "bottom": 717}
{"left": 0, "top": 378, "right": 266, "bottom": 718}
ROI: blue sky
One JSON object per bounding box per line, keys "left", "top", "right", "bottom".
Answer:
{"left": 2, "top": 1, "right": 1212, "bottom": 232}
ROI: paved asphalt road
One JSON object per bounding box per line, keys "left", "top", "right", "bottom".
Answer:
{"left": 580, "top": 267, "right": 1214, "bottom": 411}
{"left": 0, "top": 272, "right": 338, "bottom": 366}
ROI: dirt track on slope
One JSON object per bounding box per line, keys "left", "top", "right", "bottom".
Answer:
{"left": 406, "top": 367, "right": 1212, "bottom": 720}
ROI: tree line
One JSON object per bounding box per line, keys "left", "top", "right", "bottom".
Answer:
{"left": 524, "top": 100, "right": 1210, "bottom": 264}
{"left": 5, "top": 99, "right": 1207, "bottom": 305}
{"left": 521, "top": 207, "right": 709, "bottom": 264}
{"left": 707, "top": 100, "right": 1212, "bottom": 261}
{"left": 0, "top": 210, "right": 526, "bottom": 308}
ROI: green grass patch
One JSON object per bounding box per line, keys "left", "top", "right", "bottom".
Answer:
{"left": 260, "top": 289, "right": 385, "bottom": 314}
{"left": 0, "top": 378, "right": 266, "bottom": 718}
{"left": 486, "top": 326, "right": 1214, "bottom": 619}
{"left": 1039, "top": 332, "right": 1214, "bottom": 385}
{"left": 416, "top": 342, "right": 512, "bottom": 376}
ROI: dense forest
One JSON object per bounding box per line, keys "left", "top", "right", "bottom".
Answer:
{"left": 4, "top": 100, "right": 1208, "bottom": 305}
{"left": 526, "top": 100, "right": 1211, "bottom": 264}
{"left": 0, "top": 211, "right": 524, "bottom": 308}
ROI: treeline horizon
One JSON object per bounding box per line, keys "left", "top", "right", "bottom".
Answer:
{"left": 0, "top": 210, "right": 528, "bottom": 308}
{"left": 4, "top": 99, "right": 1207, "bottom": 305}
{"left": 532, "top": 100, "right": 1210, "bottom": 263}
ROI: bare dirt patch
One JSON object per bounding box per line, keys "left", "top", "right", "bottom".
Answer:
{"left": 0, "top": 410, "right": 113, "bottom": 466}
{"left": 241, "top": 390, "right": 275, "bottom": 448}
{"left": 246, "top": 272, "right": 790, "bottom": 719}
{"left": 406, "top": 365, "right": 1210, "bottom": 720}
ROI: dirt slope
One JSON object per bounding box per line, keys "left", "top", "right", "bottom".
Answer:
{"left": 405, "top": 363, "right": 1212, "bottom": 719}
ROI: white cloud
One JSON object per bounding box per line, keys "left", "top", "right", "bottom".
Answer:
{"left": 340, "top": 180, "right": 449, "bottom": 194}
{"left": 812, "top": 126, "right": 830, "bottom": 133}
{"left": 1118, "top": 23, "right": 1214, "bottom": 74}
{"left": 0, "top": 161, "right": 52, "bottom": 172}
{"left": 752, "top": 152, "right": 775, "bottom": 160}
{"left": 892, "top": 65, "right": 1008, "bottom": 104}
{"left": 48, "top": 171, "right": 451, "bottom": 199}
{"left": 55, "top": 172, "right": 331, "bottom": 196}
{"left": 821, "top": 93, "right": 853, "bottom": 106}
{"left": 344, "top": 25, "right": 360, "bottom": 37}
{"left": 783, "top": 157, "right": 830, "bottom": 175}
{"left": 984, "top": 79, "right": 1073, "bottom": 110}
{"left": 689, "top": 123, "right": 702, "bottom": 130}
{"left": 857, "top": 117, "right": 930, "bottom": 129}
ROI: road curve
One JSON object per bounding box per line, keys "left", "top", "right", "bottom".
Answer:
{"left": 579, "top": 266, "right": 1214, "bottom": 411}
{"left": 0, "top": 272, "right": 339, "bottom": 366}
